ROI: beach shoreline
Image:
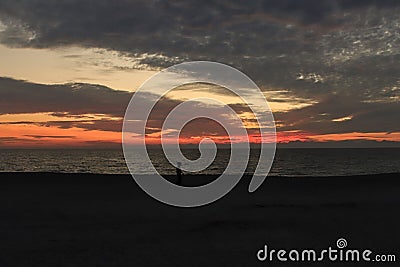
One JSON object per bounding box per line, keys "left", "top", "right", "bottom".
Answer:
{"left": 0, "top": 172, "right": 399, "bottom": 266}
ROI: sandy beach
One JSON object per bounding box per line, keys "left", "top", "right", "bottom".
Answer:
{"left": 0, "top": 172, "right": 399, "bottom": 266}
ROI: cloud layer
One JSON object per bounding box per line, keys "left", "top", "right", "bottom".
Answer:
{"left": 0, "top": 0, "right": 399, "bottom": 145}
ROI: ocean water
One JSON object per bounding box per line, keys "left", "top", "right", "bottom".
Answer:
{"left": 0, "top": 148, "right": 399, "bottom": 177}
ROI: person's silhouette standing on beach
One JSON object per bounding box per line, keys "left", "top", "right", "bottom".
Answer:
{"left": 176, "top": 162, "right": 183, "bottom": 186}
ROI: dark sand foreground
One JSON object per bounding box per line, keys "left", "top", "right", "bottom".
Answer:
{"left": 0, "top": 172, "right": 399, "bottom": 266}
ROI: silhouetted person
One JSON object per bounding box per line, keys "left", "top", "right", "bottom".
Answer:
{"left": 176, "top": 162, "right": 182, "bottom": 186}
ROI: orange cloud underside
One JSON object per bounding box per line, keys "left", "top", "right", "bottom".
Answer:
{"left": 309, "top": 132, "right": 400, "bottom": 142}
{"left": 0, "top": 124, "right": 121, "bottom": 147}
{"left": 1, "top": 123, "right": 400, "bottom": 148}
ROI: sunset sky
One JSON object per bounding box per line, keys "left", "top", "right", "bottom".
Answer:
{"left": 0, "top": 0, "right": 399, "bottom": 148}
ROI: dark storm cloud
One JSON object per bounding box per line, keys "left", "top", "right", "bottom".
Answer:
{"left": 45, "top": 119, "right": 124, "bottom": 132}
{"left": 24, "top": 135, "right": 76, "bottom": 139}
{"left": 0, "top": 77, "right": 182, "bottom": 133}
{"left": 0, "top": 136, "right": 37, "bottom": 144}
{"left": 336, "top": 0, "right": 400, "bottom": 9}
{"left": 0, "top": 78, "right": 264, "bottom": 135}
{"left": 275, "top": 96, "right": 400, "bottom": 134}
{"left": 0, "top": 76, "right": 131, "bottom": 133}
{"left": 0, "top": 118, "right": 124, "bottom": 132}
{"left": 1, "top": 0, "right": 398, "bottom": 57}
{"left": 1, "top": 0, "right": 399, "bottom": 91}
{"left": 0, "top": 77, "right": 130, "bottom": 116}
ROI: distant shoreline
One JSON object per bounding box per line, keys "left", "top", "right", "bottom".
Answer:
{"left": 0, "top": 171, "right": 399, "bottom": 178}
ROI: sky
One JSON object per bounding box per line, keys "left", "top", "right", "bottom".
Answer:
{"left": 0, "top": 0, "right": 399, "bottom": 148}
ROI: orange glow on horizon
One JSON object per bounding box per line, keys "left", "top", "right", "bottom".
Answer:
{"left": 1, "top": 122, "right": 400, "bottom": 148}
{"left": 0, "top": 124, "right": 121, "bottom": 148}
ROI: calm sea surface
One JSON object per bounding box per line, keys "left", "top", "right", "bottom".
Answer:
{"left": 0, "top": 148, "right": 399, "bottom": 177}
